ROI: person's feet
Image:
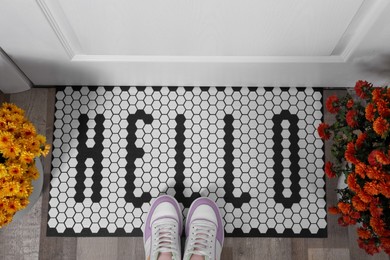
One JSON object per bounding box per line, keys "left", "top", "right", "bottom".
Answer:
{"left": 183, "top": 197, "right": 224, "bottom": 260}
{"left": 143, "top": 195, "right": 182, "bottom": 260}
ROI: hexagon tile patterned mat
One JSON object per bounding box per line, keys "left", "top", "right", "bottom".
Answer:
{"left": 48, "top": 86, "right": 326, "bottom": 237}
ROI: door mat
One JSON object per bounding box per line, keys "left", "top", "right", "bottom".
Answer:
{"left": 48, "top": 86, "right": 326, "bottom": 237}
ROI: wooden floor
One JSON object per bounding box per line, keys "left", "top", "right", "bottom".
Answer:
{"left": 0, "top": 88, "right": 389, "bottom": 260}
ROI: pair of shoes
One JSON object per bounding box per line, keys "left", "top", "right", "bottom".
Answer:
{"left": 143, "top": 195, "right": 224, "bottom": 260}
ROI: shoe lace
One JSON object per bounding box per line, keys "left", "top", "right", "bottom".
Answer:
{"left": 153, "top": 220, "right": 179, "bottom": 258}
{"left": 186, "top": 221, "right": 216, "bottom": 258}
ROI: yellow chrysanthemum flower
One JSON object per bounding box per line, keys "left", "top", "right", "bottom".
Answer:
{"left": 3, "top": 181, "right": 20, "bottom": 197}
{"left": 5, "top": 122, "right": 18, "bottom": 134}
{"left": 36, "top": 134, "right": 46, "bottom": 145}
{"left": 3, "top": 199, "right": 23, "bottom": 214}
{"left": 1, "top": 103, "right": 24, "bottom": 116}
{"left": 1, "top": 143, "right": 20, "bottom": 159}
{"left": 20, "top": 151, "right": 34, "bottom": 165}
{"left": 0, "top": 131, "right": 13, "bottom": 149}
{"left": 19, "top": 198, "right": 29, "bottom": 207}
{"left": 21, "top": 123, "right": 36, "bottom": 138}
{"left": 25, "top": 165, "right": 39, "bottom": 180}
{"left": 16, "top": 182, "right": 31, "bottom": 198}
{"left": 23, "top": 138, "right": 40, "bottom": 156}
{"left": 42, "top": 144, "right": 51, "bottom": 157}
{"left": 0, "top": 210, "right": 12, "bottom": 228}
{"left": 8, "top": 164, "right": 24, "bottom": 178}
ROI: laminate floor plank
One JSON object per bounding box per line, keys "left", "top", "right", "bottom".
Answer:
{"left": 222, "top": 238, "right": 292, "bottom": 260}
{"left": 77, "top": 238, "right": 118, "bottom": 260}
{"left": 308, "top": 248, "right": 350, "bottom": 260}
{"left": 291, "top": 238, "right": 308, "bottom": 260}
{"left": 307, "top": 90, "right": 349, "bottom": 250}
{"left": 38, "top": 88, "right": 78, "bottom": 260}
{"left": 117, "top": 237, "right": 144, "bottom": 260}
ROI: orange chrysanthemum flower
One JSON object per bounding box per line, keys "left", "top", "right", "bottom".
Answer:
{"left": 338, "top": 216, "right": 348, "bottom": 227}
{"left": 352, "top": 196, "right": 367, "bottom": 211}
{"left": 364, "top": 182, "right": 380, "bottom": 196}
{"left": 345, "top": 142, "right": 359, "bottom": 164}
{"left": 358, "top": 238, "right": 381, "bottom": 255}
{"left": 338, "top": 202, "right": 351, "bottom": 215}
{"left": 325, "top": 161, "right": 336, "bottom": 178}
{"left": 346, "top": 110, "right": 358, "bottom": 128}
{"left": 357, "top": 228, "right": 372, "bottom": 240}
{"left": 376, "top": 99, "right": 390, "bottom": 117}
{"left": 369, "top": 201, "right": 383, "bottom": 218}
{"left": 347, "top": 173, "right": 361, "bottom": 192}
{"left": 372, "top": 88, "right": 383, "bottom": 102}
{"left": 350, "top": 211, "right": 361, "bottom": 220}
{"left": 366, "top": 166, "right": 382, "bottom": 180}
{"left": 357, "top": 190, "right": 374, "bottom": 204}
{"left": 343, "top": 215, "right": 357, "bottom": 225}
{"left": 373, "top": 117, "right": 389, "bottom": 137}
{"left": 381, "top": 238, "right": 390, "bottom": 253}
{"left": 368, "top": 150, "right": 390, "bottom": 167}
{"left": 355, "top": 80, "right": 372, "bottom": 99}
{"left": 379, "top": 181, "right": 390, "bottom": 198}
{"left": 328, "top": 206, "right": 340, "bottom": 215}
{"left": 346, "top": 99, "right": 354, "bottom": 109}
{"left": 355, "top": 162, "right": 367, "bottom": 178}
{"left": 355, "top": 133, "right": 367, "bottom": 148}
{"left": 317, "top": 123, "right": 331, "bottom": 140}
{"left": 326, "top": 95, "right": 340, "bottom": 114}
{"left": 370, "top": 217, "right": 386, "bottom": 236}
{"left": 365, "top": 103, "right": 376, "bottom": 121}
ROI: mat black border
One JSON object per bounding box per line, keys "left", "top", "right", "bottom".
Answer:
{"left": 47, "top": 86, "right": 327, "bottom": 238}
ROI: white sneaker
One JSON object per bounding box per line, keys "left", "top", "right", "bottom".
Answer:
{"left": 183, "top": 197, "right": 224, "bottom": 260}
{"left": 143, "top": 195, "right": 183, "bottom": 260}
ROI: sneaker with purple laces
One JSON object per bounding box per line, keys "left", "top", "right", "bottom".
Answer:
{"left": 183, "top": 197, "right": 224, "bottom": 260}
{"left": 143, "top": 195, "right": 183, "bottom": 260}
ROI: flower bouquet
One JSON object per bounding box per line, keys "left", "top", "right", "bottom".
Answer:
{"left": 0, "top": 103, "right": 50, "bottom": 228}
{"left": 317, "top": 80, "right": 390, "bottom": 255}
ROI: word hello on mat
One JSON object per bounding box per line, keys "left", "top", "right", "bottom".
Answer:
{"left": 74, "top": 109, "right": 301, "bottom": 209}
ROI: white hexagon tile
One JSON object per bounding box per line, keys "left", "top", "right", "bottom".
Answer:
{"left": 48, "top": 86, "right": 326, "bottom": 237}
